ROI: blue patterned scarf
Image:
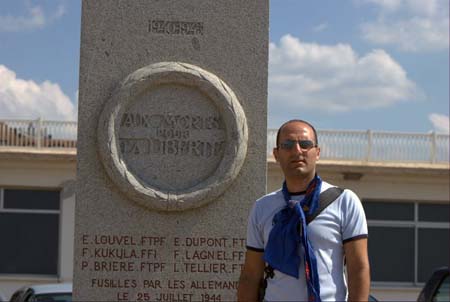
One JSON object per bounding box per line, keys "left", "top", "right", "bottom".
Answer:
{"left": 264, "top": 175, "right": 322, "bottom": 302}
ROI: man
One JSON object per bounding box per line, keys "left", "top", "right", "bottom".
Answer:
{"left": 237, "top": 120, "right": 370, "bottom": 301}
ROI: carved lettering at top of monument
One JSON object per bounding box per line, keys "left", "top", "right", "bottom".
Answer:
{"left": 148, "top": 20, "right": 204, "bottom": 36}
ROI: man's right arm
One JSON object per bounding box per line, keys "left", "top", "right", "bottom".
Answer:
{"left": 237, "top": 250, "right": 265, "bottom": 302}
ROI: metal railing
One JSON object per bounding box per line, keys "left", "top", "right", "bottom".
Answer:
{"left": 0, "top": 118, "right": 77, "bottom": 149}
{"left": 268, "top": 129, "right": 449, "bottom": 164}
{"left": 0, "top": 119, "right": 448, "bottom": 163}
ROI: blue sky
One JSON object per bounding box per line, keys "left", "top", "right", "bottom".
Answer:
{"left": 0, "top": 0, "right": 448, "bottom": 133}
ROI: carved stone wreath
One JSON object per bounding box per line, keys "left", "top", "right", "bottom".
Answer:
{"left": 97, "top": 62, "right": 248, "bottom": 211}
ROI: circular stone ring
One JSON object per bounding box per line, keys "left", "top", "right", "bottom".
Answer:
{"left": 97, "top": 62, "right": 248, "bottom": 211}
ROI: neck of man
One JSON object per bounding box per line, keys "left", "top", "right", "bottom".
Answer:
{"left": 285, "top": 173, "right": 315, "bottom": 193}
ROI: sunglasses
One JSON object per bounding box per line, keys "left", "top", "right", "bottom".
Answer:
{"left": 278, "top": 139, "right": 317, "bottom": 151}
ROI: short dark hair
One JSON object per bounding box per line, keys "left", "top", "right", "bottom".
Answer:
{"left": 275, "top": 119, "right": 319, "bottom": 147}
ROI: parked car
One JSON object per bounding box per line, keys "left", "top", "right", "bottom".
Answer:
{"left": 9, "top": 283, "right": 72, "bottom": 302}
{"left": 417, "top": 266, "right": 450, "bottom": 302}
{"left": 368, "top": 267, "right": 449, "bottom": 302}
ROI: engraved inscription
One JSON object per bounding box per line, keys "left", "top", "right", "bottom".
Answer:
{"left": 117, "top": 84, "right": 227, "bottom": 191}
{"left": 119, "top": 113, "right": 225, "bottom": 158}
{"left": 79, "top": 233, "right": 245, "bottom": 301}
{"left": 119, "top": 138, "right": 225, "bottom": 158}
{"left": 120, "top": 114, "right": 221, "bottom": 130}
{"left": 148, "top": 20, "right": 204, "bottom": 36}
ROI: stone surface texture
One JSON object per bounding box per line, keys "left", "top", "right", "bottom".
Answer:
{"left": 74, "top": 1, "right": 268, "bottom": 301}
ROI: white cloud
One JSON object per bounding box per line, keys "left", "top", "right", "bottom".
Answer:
{"left": 360, "top": 0, "right": 449, "bottom": 52}
{"left": 429, "top": 113, "right": 449, "bottom": 133}
{"left": 0, "top": 65, "right": 76, "bottom": 121}
{"left": 365, "top": 0, "right": 440, "bottom": 16}
{"left": 53, "top": 3, "right": 66, "bottom": 19}
{"left": 362, "top": 0, "right": 403, "bottom": 12}
{"left": 313, "top": 23, "right": 328, "bottom": 32}
{"left": 269, "top": 34, "right": 422, "bottom": 114}
{"left": 0, "top": 2, "right": 66, "bottom": 32}
{"left": 74, "top": 90, "right": 79, "bottom": 115}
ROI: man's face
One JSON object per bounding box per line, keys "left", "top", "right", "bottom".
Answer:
{"left": 273, "top": 121, "right": 320, "bottom": 181}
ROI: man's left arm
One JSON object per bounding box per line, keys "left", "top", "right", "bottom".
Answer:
{"left": 344, "top": 237, "right": 370, "bottom": 301}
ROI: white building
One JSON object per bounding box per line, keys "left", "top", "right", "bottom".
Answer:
{"left": 0, "top": 119, "right": 449, "bottom": 301}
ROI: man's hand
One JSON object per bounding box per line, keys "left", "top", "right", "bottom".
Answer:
{"left": 237, "top": 250, "right": 265, "bottom": 302}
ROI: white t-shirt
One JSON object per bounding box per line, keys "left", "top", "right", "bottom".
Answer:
{"left": 246, "top": 181, "right": 368, "bottom": 301}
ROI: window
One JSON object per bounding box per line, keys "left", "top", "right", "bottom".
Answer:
{"left": 434, "top": 274, "right": 450, "bottom": 302}
{"left": 0, "top": 188, "right": 60, "bottom": 275}
{"left": 364, "top": 200, "right": 450, "bottom": 285}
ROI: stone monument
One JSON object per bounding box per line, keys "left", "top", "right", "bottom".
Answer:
{"left": 73, "top": 1, "right": 268, "bottom": 301}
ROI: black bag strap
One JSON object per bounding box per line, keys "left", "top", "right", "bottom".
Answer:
{"left": 261, "top": 186, "right": 344, "bottom": 295}
{"left": 306, "top": 186, "right": 344, "bottom": 224}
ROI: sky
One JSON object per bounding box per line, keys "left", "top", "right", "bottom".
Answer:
{"left": 0, "top": 0, "right": 448, "bottom": 134}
